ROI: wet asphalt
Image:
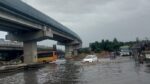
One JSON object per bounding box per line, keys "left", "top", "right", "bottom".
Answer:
{"left": 0, "top": 57, "right": 150, "bottom": 84}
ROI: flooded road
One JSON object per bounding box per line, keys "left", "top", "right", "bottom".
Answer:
{"left": 0, "top": 57, "right": 150, "bottom": 84}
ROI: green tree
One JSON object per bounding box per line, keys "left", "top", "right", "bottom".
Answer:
{"left": 89, "top": 38, "right": 126, "bottom": 52}
{"left": 113, "top": 38, "right": 119, "bottom": 51}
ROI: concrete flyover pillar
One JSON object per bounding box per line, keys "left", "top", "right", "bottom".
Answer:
{"left": 72, "top": 44, "right": 81, "bottom": 56}
{"left": 65, "top": 45, "right": 73, "bottom": 58}
{"left": 73, "top": 49, "right": 78, "bottom": 56}
{"left": 65, "top": 44, "right": 81, "bottom": 57}
{"left": 6, "top": 27, "right": 53, "bottom": 64}
{"left": 23, "top": 41, "right": 37, "bottom": 64}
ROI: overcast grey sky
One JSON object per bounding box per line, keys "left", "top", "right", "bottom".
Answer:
{"left": 1, "top": 0, "right": 150, "bottom": 47}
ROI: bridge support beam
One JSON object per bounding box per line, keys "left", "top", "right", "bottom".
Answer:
{"left": 73, "top": 49, "right": 78, "bottom": 56}
{"left": 23, "top": 41, "right": 37, "bottom": 64}
{"left": 72, "top": 44, "right": 82, "bottom": 56}
{"left": 6, "top": 28, "right": 53, "bottom": 42}
{"left": 6, "top": 28, "right": 53, "bottom": 64}
{"left": 65, "top": 44, "right": 81, "bottom": 57}
{"left": 65, "top": 45, "right": 73, "bottom": 58}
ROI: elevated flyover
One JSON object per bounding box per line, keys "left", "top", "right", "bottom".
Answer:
{"left": 0, "top": 0, "right": 82, "bottom": 64}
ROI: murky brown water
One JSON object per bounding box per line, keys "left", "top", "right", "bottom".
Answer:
{"left": 0, "top": 57, "right": 150, "bottom": 84}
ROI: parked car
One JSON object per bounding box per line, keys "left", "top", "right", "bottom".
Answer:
{"left": 82, "top": 55, "right": 98, "bottom": 62}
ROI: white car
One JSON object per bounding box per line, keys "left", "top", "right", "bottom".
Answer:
{"left": 120, "top": 51, "right": 130, "bottom": 56}
{"left": 83, "top": 55, "right": 98, "bottom": 62}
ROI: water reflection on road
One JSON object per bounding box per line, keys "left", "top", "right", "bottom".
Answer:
{"left": 0, "top": 57, "right": 150, "bottom": 84}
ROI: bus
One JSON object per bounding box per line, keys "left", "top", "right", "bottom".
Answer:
{"left": 37, "top": 51, "right": 58, "bottom": 63}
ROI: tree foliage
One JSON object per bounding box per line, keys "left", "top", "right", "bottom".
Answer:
{"left": 90, "top": 38, "right": 124, "bottom": 52}
{"left": 78, "top": 47, "right": 91, "bottom": 54}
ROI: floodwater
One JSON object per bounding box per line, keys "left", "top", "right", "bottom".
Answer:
{"left": 0, "top": 57, "right": 150, "bottom": 84}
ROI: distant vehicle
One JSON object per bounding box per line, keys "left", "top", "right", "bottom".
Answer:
{"left": 83, "top": 55, "right": 98, "bottom": 62}
{"left": 120, "top": 46, "right": 131, "bottom": 56}
{"left": 143, "top": 51, "right": 150, "bottom": 63}
{"left": 37, "top": 51, "right": 58, "bottom": 63}
{"left": 145, "top": 54, "right": 150, "bottom": 63}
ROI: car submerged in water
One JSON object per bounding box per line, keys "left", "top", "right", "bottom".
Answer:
{"left": 82, "top": 55, "right": 98, "bottom": 63}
